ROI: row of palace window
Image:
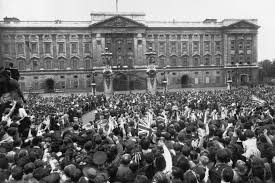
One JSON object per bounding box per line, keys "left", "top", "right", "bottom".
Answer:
{"left": 230, "top": 54, "right": 252, "bottom": 64}
{"left": 20, "top": 79, "right": 91, "bottom": 91}
{"left": 146, "top": 34, "right": 221, "bottom": 40}
{"left": 147, "top": 41, "right": 222, "bottom": 54}
{"left": 158, "top": 55, "right": 222, "bottom": 67}
{"left": 15, "top": 58, "right": 92, "bottom": 71}
{"left": 230, "top": 40, "right": 252, "bottom": 51}
{"left": 2, "top": 42, "right": 91, "bottom": 55}
{"left": 191, "top": 76, "right": 221, "bottom": 85}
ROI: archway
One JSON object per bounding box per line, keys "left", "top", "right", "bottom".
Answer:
{"left": 240, "top": 74, "right": 248, "bottom": 85}
{"left": 113, "top": 73, "right": 128, "bottom": 91}
{"left": 181, "top": 75, "right": 189, "bottom": 88}
{"left": 45, "top": 78, "right": 55, "bottom": 92}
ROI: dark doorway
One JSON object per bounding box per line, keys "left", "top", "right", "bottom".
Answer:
{"left": 113, "top": 73, "right": 128, "bottom": 91}
{"left": 45, "top": 78, "right": 55, "bottom": 92}
{"left": 240, "top": 74, "right": 248, "bottom": 85}
{"left": 181, "top": 75, "right": 189, "bottom": 88}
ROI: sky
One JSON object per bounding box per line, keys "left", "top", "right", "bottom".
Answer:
{"left": 0, "top": 0, "right": 274, "bottom": 61}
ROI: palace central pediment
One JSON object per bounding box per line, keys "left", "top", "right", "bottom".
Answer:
{"left": 226, "top": 20, "right": 259, "bottom": 29}
{"left": 90, "top": 15, "right": 147, "bottom": 28}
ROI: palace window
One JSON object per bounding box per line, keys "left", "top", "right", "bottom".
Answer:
{"left": 59, "top": 81, "right": 65, "bottom": 89}
{"left": 215, "top": 56, "right": 221, "bottom": 66}
{"left": 58, "top": 43, "right": 65, "bottom": 53}
{"left": 18, "top": 59, "right": 26, "bottom": 70}
{"left": 45, "top": 59, "right": 52, "bottom": 70}
{"left": 3, "top": 43, "right": 9, "bottom": 54}
{"left": 193, "top": 56, "right": 200, "bottom": 66}
{"left": 182, "top": 56, "right": 188, "bottom": 66}
{"left": 73, "top": 80, "right": 78, "bottom": 88}
{"left": 71, "top": 43, "right": 78, "bottom": 54}
{"left": 84, "top": 43, "right": 90, "bottom": 53}
{"left": 71, "top": 58, "right": 78, "bottom": 69}
{"left": 193, "top": 41, "right": 199, "bottom": 52}
{"left": 170, "top": 56, "right": 177, "bottom": 66}
{"left": 59, "top": 58, "right": 65, "bottom": 70}
{"left": 204, "top": 41, "right": 210, "bottom": 52}
{"left": 238, "top": 41, "right": 243, "bottom": 50}
{"left": 17, "top": 43, "right": 24, "bottom": 54}
{"left": 239, "top": 55, "right": 244, "bottom": 64}
{"left": 97, "top": 40, "right": 101, "bottom": 45}
{"left": 182, "top": 42, "right": 188, "bottom": 52}
{"left": 138, "top": 40, "right": 142, "bottom": 46}
{"left": 44, "top": 43, "right": 51, "bottom": 54}
{"left": 231, "top": 55, "right": 235, "bottom": 64}
{"left": 31, "top": 43, "right": 38, "bottom": 53}
{"left": 34, "top": 82, "right": 39, "bottom": 90}
{"left": 159, "top": 56, "right": 165, "bottom": 67}
{"left": 246, "top": 40, "right": 251, "bottom": 50}
{"left": 19, "top": 82, "right": 25, "bottom": 90}
{"left": 204, "top": 56, "right": 210, "bottom": 65}
{"left": 216, "top": 76, "right": 221, "bottom": 83}
{"left": 215, "top": 41, "right": 221, "bottom": 52}
{"left": 85, "top": 58, "right": 91, "bottom": 69}
{"left": 230, "top": 40, "right": 235, "bottom": 50}
{"left": 159, "top": 42, "right": 165, "bottom": 53}
{"left": 32, "top": 60, "right": 39, "bottom": 71}
{"left": 246, "top": 56, "right": 251, "bottom": 64}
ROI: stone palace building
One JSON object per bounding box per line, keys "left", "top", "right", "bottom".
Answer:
{"left": 0, "top": 12, "right": 260, "bottom": 93}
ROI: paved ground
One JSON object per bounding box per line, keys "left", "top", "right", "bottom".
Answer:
{"left": 81, "top": 110, "right": 96, "bottom": 125}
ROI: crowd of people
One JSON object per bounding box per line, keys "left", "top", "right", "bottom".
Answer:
{"left": 0, "top": 86, "right": 275, "bottom": 183}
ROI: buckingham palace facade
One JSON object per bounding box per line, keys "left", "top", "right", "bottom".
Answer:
{"left": 0, "top": 12, "right": 260, "bottom": 92}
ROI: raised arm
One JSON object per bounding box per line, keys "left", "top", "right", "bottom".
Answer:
{"left": 263, "top": 129, "right": 273, "bottom": 147}
{"left": 6, "top": 100, "right": 17, "bottom": 118}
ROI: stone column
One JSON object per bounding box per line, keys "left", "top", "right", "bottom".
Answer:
{"left": 252, "top": 33, "right": 258, "bottom": 64}
{"left": 147, "top": 77, "right": 157, "bottom": 94}
{"left": 103, "top": 67, "right": 113, "bottom": 96}
{"left": 146, "top": 64, "right": 157, "bottom": 94}
{"left": 223, "top": 33, "right": 228, "bottom": 65}
{"left": 103, "top": 76, "right": 113, "bottom": 96}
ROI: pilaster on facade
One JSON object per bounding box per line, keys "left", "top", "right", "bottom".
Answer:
{"left": 252, "top": 33, "right": 258, "bottom": 64}
{"left": 223, "top": 33, "right": 228, "bottom": 66}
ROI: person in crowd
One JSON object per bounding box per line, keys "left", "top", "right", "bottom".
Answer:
{"left": 0, "top": 86, "right": 274, "bottom": 183}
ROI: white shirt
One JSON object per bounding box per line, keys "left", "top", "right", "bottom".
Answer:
{"left": 19, "top": 108, "right": 28, "bottom": 118}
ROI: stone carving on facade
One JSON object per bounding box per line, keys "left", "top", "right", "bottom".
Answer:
{"left": 93, "top": 16, "right": 145, "bottom": 28}
{"left": 103, "top": 66, "right": 113, "bottom": 89}
{"left": 146, "top": 65, "right": 157, "bottom": 86}
{"left": 43, "top": 34, "right": 52, "bottom": 42}
{"left": 229, "top": 21, "right": 258, "bottom": 29}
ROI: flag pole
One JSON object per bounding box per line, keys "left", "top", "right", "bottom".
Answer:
{"left": 116, "top": 0, "right": 118, "bottom": 12}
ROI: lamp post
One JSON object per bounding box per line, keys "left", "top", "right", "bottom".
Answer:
{"left": 235, "top": 63, "right": 239, "bottom": 88}
{"left": 101, "top": 47, "right": 113, "bottom": 96}
{"left": 89, "top": 68, "right": 97, "bottom": 96}
{"left": 145, "top": 47, "right": 157, "bottom": 94}
{"left": 227, "top": 71, "right": 232, "bottom": 90}
{"left": 162, "top": 66, "right": 168, "bottom": 93}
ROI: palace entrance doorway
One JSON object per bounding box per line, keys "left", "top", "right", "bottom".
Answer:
{"left": 45, "top": 78, "right": 55, "bottom": 92}
{"left": 181, "top": 75, "right": 189, "bottom": 88}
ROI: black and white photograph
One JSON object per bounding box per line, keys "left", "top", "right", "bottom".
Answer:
{"left": 0, "top": 0, "right": 275, "bottom": 182}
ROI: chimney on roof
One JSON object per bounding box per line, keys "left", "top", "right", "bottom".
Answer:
{"left": 203, "top": 19, "right": 217, "bottom": 23}
{"left": 3, "top": 17, "right": 20, "bottom": 23}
